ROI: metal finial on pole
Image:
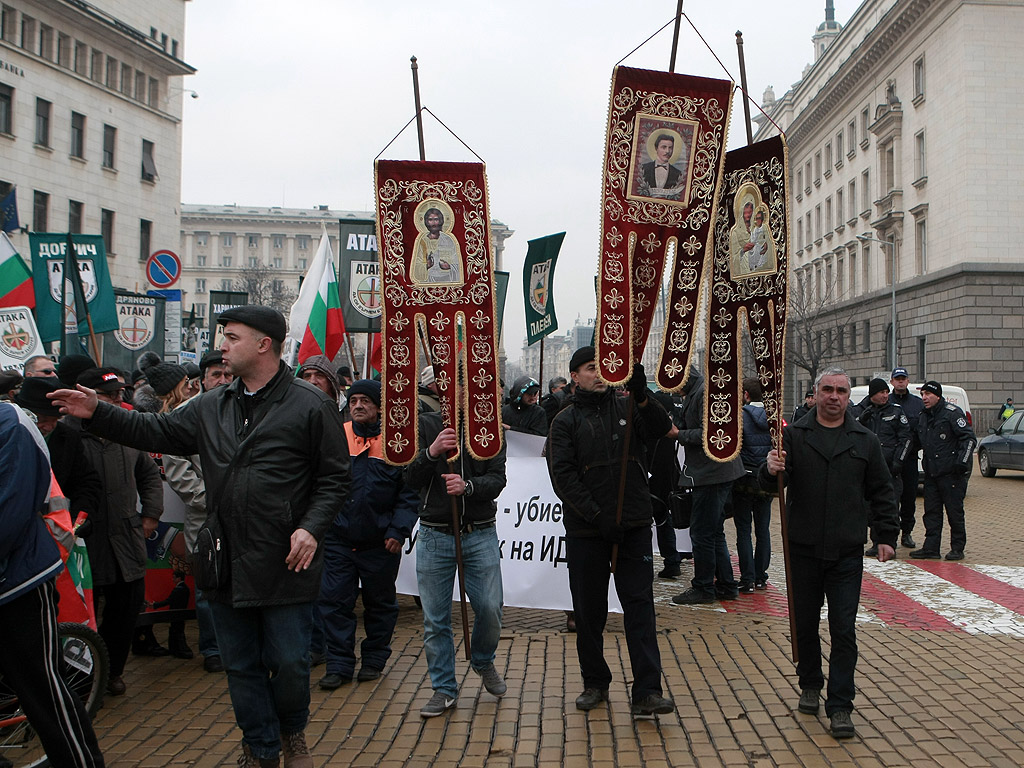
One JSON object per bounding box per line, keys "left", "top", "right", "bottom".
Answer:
{"left": 668, "top": 0, "right": 684, "bottom": 72}
{"left": 410, "top": 56, "right": 426, "bottom": 162}
{"left": 736, "top": 31, "right": 754, "bottom": 145}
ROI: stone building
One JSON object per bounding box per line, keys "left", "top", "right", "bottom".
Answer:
{"left": 755, "top": 0, "right": 1024, "bottom": 427}
{"left": 0, "top": 0, "right": 193, "bottom": 287}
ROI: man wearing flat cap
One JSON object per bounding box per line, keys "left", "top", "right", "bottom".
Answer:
{"left": 911, "top": 381, "right": 975, "bottom": 561}
{"left": 51, "top": 304, "right": 351, "bottom": 768}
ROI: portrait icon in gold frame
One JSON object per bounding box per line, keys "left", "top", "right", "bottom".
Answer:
{"left": 627, "top": 114, "right": 699, "bottom": 206}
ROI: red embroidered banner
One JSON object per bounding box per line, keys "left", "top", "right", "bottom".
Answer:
{"left": 375, "top": 160, "right": 503, "bottom": 465}
{"left": 702, "top": 136, "right": 790, "bottom": 461}
{"left": 596, "top": 66, "right": 732, "bottom": 388}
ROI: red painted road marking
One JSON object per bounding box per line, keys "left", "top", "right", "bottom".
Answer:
{"left": 859, "top": 570, "right": 964, "bottom": 631}
{"left": 911, "top": 561, "right": 1024, "bottom": 615}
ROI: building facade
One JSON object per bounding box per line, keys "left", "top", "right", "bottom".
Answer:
{"left": 755, "top": 0, "right": 1024, "bottom": 427}
{"left": 0, "top": 0, "right": 194, "bottom": 287}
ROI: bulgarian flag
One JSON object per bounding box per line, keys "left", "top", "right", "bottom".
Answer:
{"left": 0, "top": 231, "right": 34, "bottom": 308}
{"left": 289, "top": 232, "right": 346, "bottom": 365}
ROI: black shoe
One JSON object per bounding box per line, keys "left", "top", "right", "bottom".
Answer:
{"left": 658, "top": 562, "right": 682, "bottom": 579}
{"left": 171, "top": 646, "right": 194, "bottom": 660}
{"left": 716, "top": 588, "right": 740, "bottom": 601}
{"left": 679, "top": 552, "right": 693, "bottom": 560}
{"left": 945, "top": 550, "right": 964, "bottom": 561}
{"left": 797, "top": 688, "right": 820, "bottom": 714}
{"left": 203, "top": 655, "right": 224, "bottom": 673}
{"left": 357, "top": 667, "right": 382, "bottom": 682}
{"left": 575, "top": 687, "right": 608, "bottom": 711}
{"left": 901, "top": 533, "right": 916, "bottom": 548}
{"left": 864, "top": 545, "right": 879, "bottom": 557}
{"left": 910, "top": 548, "right": 941, "bottom": 560}
{"left": 671, "top": 588, "right": 715, "bottom": 605}
{"left": 317, "top": 673, "right": 352, "bottom": 690}
{"left": 309, "top": 651, "right": 325, "bottom": 667}
{"left": 630, "top": 693, "right": 675, "bottom": 719}
{"left": 754, "top": 580, "right": 768, "bottom": 591}
{"left": 738, "top": 582, "right": 755, "bottom": 594}
{"left": 132, "top": 642, "right": 169, "bottom": 657}
{"left": 107, "top": 675, "right": 126, "bottom": 696}
{"left": 829, "top": 709, "right": 855, "bottom": 739}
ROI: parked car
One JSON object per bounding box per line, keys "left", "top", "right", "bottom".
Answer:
{"left": 978, "top": 411, "right": 1024, "bottom": 476}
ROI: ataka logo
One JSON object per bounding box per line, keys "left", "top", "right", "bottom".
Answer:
{"left": 349, "top": 261, "right": 382, "bottom": 319}
{"left": 529, "top": 260, "right": 552, "bottom": 315}
{"left": 113, "top": 302, "right": 154, "bottom": 351}
{"left": 0, "top": 307, "right": 39, "bottom": 361}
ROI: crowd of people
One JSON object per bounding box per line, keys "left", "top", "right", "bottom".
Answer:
{"left": 0, "top": 303, "right": 982, "bottom": 764}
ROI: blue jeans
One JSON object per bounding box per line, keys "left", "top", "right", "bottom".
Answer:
{"left": 194, "top": 587, "right": 219, "bottom": 658}
{"left": 416, "top": 525, "right": 503, "bottom": 698}
{"left": 689, "top": 482, "right": 738, "bottom": 595}
{"left": 790, "top": 549, "right": 862, "bottom": 715}
{"left": 732, "top": 489, "right": 772, "bottom": 584}
{"left": 208, "top": 600, "right": 313, "bottom": 760}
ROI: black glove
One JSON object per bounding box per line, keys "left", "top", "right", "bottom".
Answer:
{"left": 595, "top": 511, "right": 624, "bottom": 544}
{"left": 76, "top": 518, "right": 93, "bottom": 538}
{"left": 626, "top": 363, "right": 648, "bottom": 404}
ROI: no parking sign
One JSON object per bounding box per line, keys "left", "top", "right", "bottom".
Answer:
{"left": 146, "top": 249, "right": 181, "bottom": 289}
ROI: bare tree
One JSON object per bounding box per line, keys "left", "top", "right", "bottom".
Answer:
{"left": 234, "top": 263, "right": 297, "bottom": 313}
{"left": 787, "top": 272, "right": 846, "bottom": 388}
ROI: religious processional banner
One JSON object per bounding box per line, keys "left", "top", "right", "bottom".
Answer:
{"left": 375, "top": 160, "right": 503, "bottom": 465}
{"left": 702, "top": 136, "right": 790, "bottom": 461}
{"left": 523, "top": 232, "right": 564, "bottom": 346}
{"left": 29, "top": 234, "right": 118, "bottom": 343}
{"left": 595, "top": 67, "right": 732, "bottom": 388}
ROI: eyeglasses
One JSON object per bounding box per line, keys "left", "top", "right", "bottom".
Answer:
{"left": 36, "top": 368, "right": 57, "bottom": 375}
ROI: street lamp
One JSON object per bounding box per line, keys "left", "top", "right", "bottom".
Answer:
{"left": 856, "top": 234, "right": 899, "bottom": 370}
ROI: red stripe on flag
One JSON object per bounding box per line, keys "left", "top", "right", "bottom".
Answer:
{"left": 910, "top": 561, "right": 1024, "bottom": 615}
{"left": 859, "top": 570, "right": 963, "bottom": 632}
{"left": 0, "top": 282, "right": 35, "bottom": 308}
{"left": 298, "top": 326, "right": 325, "bottom": 363}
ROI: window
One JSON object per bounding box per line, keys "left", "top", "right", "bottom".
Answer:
{"left": 171, "top": 39, "right": 178, "bottom": 58}
{"left": 796, "top": 219, "right": 803, "bottom": 250}
{"left": 35, "top": 98, "right": 51, "bottom": 146}
{"left": 38, "top": 24, "right": 52, "bottom": 60}
{"left": 848, "top": 179, "right": 856, "bottom": 220}
{"left": 861, "top": 169, "right": 870, "bottom": 212}
{"left": 814, "top": 151, "right": 821, "bottom": 185}
{"left": 273, "top": 236, "right": 284, "bottom": 249}
{"left": 848, "top": 119, "right": 856, "bottom": 152}
{"left": 120, "top": 63, "right": 132, "bottom": 96}
{"left": 134, "top": 71, "right": 145, "bottom": 101}
{"left": 273, "top": 257, "right": 282, "bottom": 269}
{"left": 850, "top": 322, "right": 858, "bottom": 353}
{"left": 805, "top": 212, "right": 811, "bottom": 247}
{"left": 101, "top": 209, "right": 114, "bottom": 253}
{"left": 196, "top": 233, "right": 208, "bottom": 246}
{"left": 20, "top": 15, "right": 34, "bottom": 51}
{"left": 861, "top": 242, "right": 870, "bottom": 291}
{"left": 885, "top": 238, "right": 895, "bottom": 286}
{"left": 68, "top": 200, "right": 83, "bottom": 233}
{"left": 0, "top": 6, "right": 15, "bottom": 42}
{"left": 247, "top": 235, "right": 259, "bottom": 248}
{"left": 147, "top": 78, "right": 158, "bottom": 107}
{"left": 70, "top": 112, "right": 85, "bottom": 159}
{"left": 105, "top": 56, "right": 117, "bottom": 89}
{"left": 863, "top": 319, "right": 870, "bottom": 351}
{"left": 824, "top": 142, "right": 832, "bottom": 174}
{"left": 836, "top": 130, "right": 844, "bottom": 162}
{"left": 836, "top": 188, "right": 843, "bottom": 227}
{"left": 915, "top": 131, "right": 926, "bottom": 181}
{"left": 0, "top": 83, "right": 12, "bottom": 134}
{"left": 804, "top": 162, "right": 812, "bottom": 193}
{"left": 141, "top": 139, "right": 157, "bottom": 181}
{"left": 74, "top": 40, "right": 87, "bottom": 75}
{"left": 248, "top": 256, "right": 258, "bottom": 267}
{"left": 221, "top": 279, "right": 232, "bottom": 291}
{"left": 917, "top": 336, "right": 927, "bottom": 379}
{"left": 915, "top": 217, "right": 927, "bottom": 274}
{"left": 860, "top": 108, "right": 870, "bottom": 147}
{"left": 195, "top": 278, "right": 207, "bottom": 294}
{"left": 33, "top": 190, "right": 48, "bottom": 231}
{"left": 222, "top": 255, "right": 232, "bottom": 267}
{"left": 90, "top": 49, "right": 103, "bottom": 81}
{"left": 297, "top": 235, "right": 309, "bottom": 250}
{"left": 837, "top": 255, "right": 845, "bottom": 298}
{"left": 196, "top": 302, "right": 206, "bottom": 318}
{"left": 825, "top": 196, "right": 833, "bottom": 232}
{"left": 272, "top": 279, "right": 284, "bottom": 293}
{"left": 139, "top": 219, "right": 152, "bottom": 261}
{"left": 815, "top": 205, "right": 822, "bottom": 240}
{"left": 849, "top": 249, "right": 858, "bottom": 296}
{"left": 196, "top": 254, "right": 206, "bottom": 266}
{"left": 221, "top": 233, "right": 233, "bottom": 247}
{"left": 914, "top": 57, "right": 925, "bottom": 101}
{"left": 102, "top": 125, "right": 116, "bottom": 168}
{"left": 298, "top": 258, "right": 307, "bottom": 270}
{"left": 57, "top": 32, "right": 70, "bottom": 67}
{"left": 797, "top": 167, "right": 803, "bottom": 193}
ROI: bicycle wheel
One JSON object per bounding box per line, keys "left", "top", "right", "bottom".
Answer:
{"left": 57, "top": 624, "right": 109, "bottom": 718}
{"left": 0, "top": 676, "right": 35, "bottom": 763}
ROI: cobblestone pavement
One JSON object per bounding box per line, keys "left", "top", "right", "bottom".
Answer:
{"left": 11, "top": 467, "right": 1024, "bottom": 767}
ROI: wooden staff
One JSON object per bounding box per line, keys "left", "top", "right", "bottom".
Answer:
{"left": 538, "top": 337, "right": 545, "bottom": 390}
{"left": 668, "top": 0, "right": 684, "bottom": 73}
{"left": 736, "top": 31, "right": 754, "bottom": 145}
{"left": 775, "top": 411, "right": 798, "bottom": 664}
{"left": 609, "top": 390, "right": 635, "bottom": 573}
{"left": 411, "top": 56, "right": 426, "bottom": 162}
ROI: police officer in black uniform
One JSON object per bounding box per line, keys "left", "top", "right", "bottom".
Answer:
{"left": 910, "top": 381, "right": 976, "bottom": 561}
{"left": 888, "top": 367, "right": 924, "bottom": 547}
{"left": 855, "top": 378, "right": 912, "bottom": 557}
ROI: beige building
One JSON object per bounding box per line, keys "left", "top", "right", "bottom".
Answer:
{"left": 0, "top": 0, "right": 193, "bottom": 288}
{"left": 755, "top": 0, "right": 1024, "bottom": 426}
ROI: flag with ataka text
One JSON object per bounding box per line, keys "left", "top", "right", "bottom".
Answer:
{"left": 289, "top": 232, "right": 346, "bottom": 365}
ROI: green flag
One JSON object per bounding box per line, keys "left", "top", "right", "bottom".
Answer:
{"left": 523, "top": 232, "right": 564, "bottom": 346}
{"left": 494, "top": 271, "right": 509, "bottom": 340}
{"left": 30, "top": 233, "right": 118, "bottom": 344}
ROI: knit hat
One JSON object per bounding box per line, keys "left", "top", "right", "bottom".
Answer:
{"left": 13, "top": 376, "right": 62, "bottom": 416}
{"left": 297, "top": 355, "right": 339, "bottom": 400}
{"left": 0, "top": 369, "right": 23, "bottom": 396}
{"left": 569, "top": 346, "right": 595, "bottom": 372}
{"left": 145, "top": 363, "right": 187, "bottom": 397}
{"left": 347, "top": 379, "right": 381, "bottom": 408}
{"left": 919, "top": 381, "right": 942, "bottom": 397}
{"left": 57, "top": 354, "right": 96, "bottom": 387}
{"left": 868, "top": 378, "right": 890, "bottom": 397}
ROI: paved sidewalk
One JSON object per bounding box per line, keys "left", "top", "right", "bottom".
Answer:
{"left": 13, "top": 469, "right": 1024, "bottom": 767}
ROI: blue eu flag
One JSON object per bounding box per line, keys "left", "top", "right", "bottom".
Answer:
{"left": 0, "top": 188, "right": 19, "bottom": 234}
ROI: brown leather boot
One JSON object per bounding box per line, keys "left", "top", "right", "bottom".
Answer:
{"left": 238, "top": 742, "right": 279, "bottom": 768}
{"left": 282, "top": 731, "right": 313, "bottom": 768}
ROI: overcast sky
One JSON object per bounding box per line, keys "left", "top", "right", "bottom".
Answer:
{"left": 180, "top": 0, "right": 857, "bottom": 362}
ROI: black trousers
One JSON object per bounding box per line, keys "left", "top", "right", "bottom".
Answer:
{"left": 899, "top": 457, "right": 918, "bottom": 534}
{"left": 566, "top": 527, "right": 663, "bottom": 701}
{"left": 0, "top": 580, "right": 105, "bottom": 767}
{"left": 922, "top": 473, "right": 967, "bottom": 553}
{"left": 93, "top": 573, "right": 145, "bottom": 677}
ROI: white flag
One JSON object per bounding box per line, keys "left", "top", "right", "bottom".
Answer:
{"left": 287, "top": 229, "right": 333, "bottom": 343}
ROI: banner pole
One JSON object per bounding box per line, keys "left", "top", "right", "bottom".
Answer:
{"left": 411, "top": 56, "right": 426, "bottom": 162}
{"left": 65, "top": 233, "right": 102, "bottom": 363}
{"left": 775, "top": 415, "right": 798, "bottom": 664}
{"left": 668, "top": 0, "right": 684, "bottom": 73}
{"left": 538, "top": 337, "right": 544, "bottom": 390}
{"left": 736, "top": 31, "right": 754, "bottom": 145}
{"left": 609, "top": 390, "right": 635, "bottom": 573}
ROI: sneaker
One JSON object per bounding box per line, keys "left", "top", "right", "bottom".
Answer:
{"left": 630, "top": 693, "right": 675, "bottom": 719}
{"left": 238, "top": 742, "right": 280, "bottom": 768}
{"left": 281, "top": 731, "right": 312, "bottom": 768}
{"left": 203, "top": 654, "right": 224, "bottom": 673}
{"left": 671, "top": 588, "right": 715, "bottom": 605}
{"left": 357, "top": 667, "right": 381, "bottom": 682}
{"left": 901, "top": 533, "right": 917, "bottom": 548}
{"left": 738, "top": 582, "right": 755, "bottom": 594}
{"left": 829, "top": 709, "right": 856, "bottom": 739}
{"left": 420, "top": 690, "right": 457, "bottom": 718}
{"left": 754, "top": 580, "right": 768, "bottom": 590}
{"left": 864, "top": 545, "right": 879, "bottom": 557}
{"left": 945, "top": 550, "right": 965, "bottom": 561}
{"left": 317, "top": 673, "right": 351, "bottom": 690}
{"left": 574, "top": 687, "right": 608, "bottom": 711}
{"left": 910, "top": 548, "right": 941, "bottom": 560}
{"left": 658, "top": 562, "right": 681, "bottom": 579}
{"left": 475, "top": 663, "right": 507, "bottom": 697}
{"left": 797, "top": 688, "right": 820, "bottom": 714}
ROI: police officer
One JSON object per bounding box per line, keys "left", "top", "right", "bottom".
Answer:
{"left": 888, "top": 367, "right": 924, "bottom": 547}
{"left": 855, "top": 379, "right": 912, "bottom": 557}
{"left": 910, "top": 381, "right": 976, "bottom": 561}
